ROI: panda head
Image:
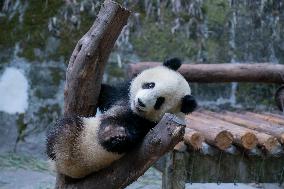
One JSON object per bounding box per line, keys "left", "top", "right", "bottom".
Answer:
{"left": 130, "top": 58, "right": 197, "bottom": 122}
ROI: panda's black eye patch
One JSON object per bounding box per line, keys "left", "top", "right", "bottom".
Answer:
{"left": 154, "top": 97, "right": 165, "bottom": 110}
{"left": 142, "top": 82, "right": 155, "bottom": 89}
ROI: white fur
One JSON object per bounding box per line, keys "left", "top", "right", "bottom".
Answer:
{"left": 54, "top": 116, "right": 123, "bottom": 178}
{"left": 130, "top": 66, "right": 191, "bottom": 122}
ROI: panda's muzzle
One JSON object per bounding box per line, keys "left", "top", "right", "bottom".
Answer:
{"left": 137, "top": 98, "right": 146, "bottom": 107}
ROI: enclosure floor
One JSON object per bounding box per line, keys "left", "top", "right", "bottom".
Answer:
{"left": 0, "top": 166, "right": 283, "bottom": 189}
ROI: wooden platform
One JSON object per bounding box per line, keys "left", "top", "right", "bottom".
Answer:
{"left": 159, "top": 111, "right": 284, "bottom": 188}
{"left": 184, "top": 111, "right": 284, "bottom": 153}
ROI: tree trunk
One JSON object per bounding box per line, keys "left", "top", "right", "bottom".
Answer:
{"left": 56, "top": 114, "right": 186, "bottom": 189}
{"left": 64, "top": 0, "right": 130, "bottom": 117}
{"left": 57, "top": 1, "right": 186, "bottom": 188}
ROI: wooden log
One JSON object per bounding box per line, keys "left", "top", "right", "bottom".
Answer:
{"left": 185, "top": 116, "right": 233, "bottom": 150}
{"left": 203, "top": 111, "right": 284, "bottom": 144}
{"left": 245, "top": 112, "right": 284, "bottom": 125}
{"left": 195, "top": 112, "right": 279, "bottom": 152}
{"left": 127, "top": 62, "right": 284, "bottom": 84}
{"left": 263, "top": 112, "right": 284, "bottom": 119}
{"left": 183, "top": 128, "right": 204, "bottom": 150}
{"left": 162, "top": 152, "right": 186, "bottom": 189}
{"left": 191, "top": 113, "right": 257, "bottom": 150}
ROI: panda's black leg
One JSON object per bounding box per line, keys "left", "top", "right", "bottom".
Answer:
{"left": 46, "top": 116, "right": 83, "bottom": 160}
{"left": 98, "top": 124, "right": 140, "bottom": 154}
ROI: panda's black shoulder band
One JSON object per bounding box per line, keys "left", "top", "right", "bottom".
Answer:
{"left": 163, "top": 57, "right": 182, "bottom": 71}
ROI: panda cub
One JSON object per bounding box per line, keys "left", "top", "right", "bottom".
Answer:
{"left": 46, "top": 58, "right": 197, "bottom": 178}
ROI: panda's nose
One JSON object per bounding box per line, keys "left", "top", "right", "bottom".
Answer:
{"left": 137, "top": 98, "right": 146, "bottom": 107}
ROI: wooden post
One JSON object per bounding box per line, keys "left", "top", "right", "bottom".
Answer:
{"left": 162, "top": 151, "right": 186, "bottom": 189}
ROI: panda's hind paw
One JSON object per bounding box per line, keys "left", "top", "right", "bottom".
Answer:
{"left": 108, "top": 134, "right": 128, "bottom": 145}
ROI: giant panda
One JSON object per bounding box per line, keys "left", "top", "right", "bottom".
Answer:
{"left": 46, "top": 58, "right": 197, "bottom": 178}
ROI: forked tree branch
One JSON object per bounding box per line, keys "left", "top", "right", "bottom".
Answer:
{"left": 55, "top": 114, "right": 185, "bottom": 189}
{"left": 58, "top": 1, "right": 185, "bottom": 188}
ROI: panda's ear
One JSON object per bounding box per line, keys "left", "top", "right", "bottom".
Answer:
{"left": 181, "top": 95, "right": 197, "bottom": 114}
{"left": 163, "top": 57, "right": 182, "bottom": 71}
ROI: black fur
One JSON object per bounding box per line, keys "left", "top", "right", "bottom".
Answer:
{"left": 98, "top": 108, "right": 156, "bottom": 154}
{"left": 154, "top": 97, "right": 165, "bottom": 110}
{"left": 98, "top": 81, "right": 131, "bottom": 112}
{"left": 181, "top": 95, "right": 197, "bottom": 114}
{"left": 46, "top": 116, "right": 83, "bottom": 160}
{"left": 142, "top": 82, "right": 155, "bottom": 89}
{"left": 163, "top": 57, "right": 182, "bottom": 71}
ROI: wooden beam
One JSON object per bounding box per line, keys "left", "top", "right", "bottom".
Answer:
{"left": 245, "top": 112, "right": 284, "bottom": 125}
{"left": 185, "top": 116, "right": 233, "bottom": 150}
{"left": 127, "top": 62, "right": 284, "bottom": 84}
{"left": 196, "top": 112, "right": 279, "bottom": 152}
{"left": 191, "top": 113, "right": 258, "bottom": 150}
{"left": 204, "top": 111, "right": 284, "bottom": 144}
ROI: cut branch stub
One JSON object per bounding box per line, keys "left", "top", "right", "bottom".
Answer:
{"left": 275, "top": 85, "right": 284, "bottom": 112}
{"left": 64, "top": 0, "right": 131, "bottom": 117}
{"left": 55, "top": 114, "right": 185, "bottom": 189}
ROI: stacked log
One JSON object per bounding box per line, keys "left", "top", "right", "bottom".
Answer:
{"left": 245, "top": 112, "right": 284, "bottom": 125}
{"left": 183, "top": 128, "right": 204, "bottom": 150}
{"left": 185, "top": 116, "right": 233, "bottom": 150}
{"left": 190, "top": 112, "right": 258, "bottom": 150}
{"left": 203, "top": 111, "right": 284, "bottom": 144}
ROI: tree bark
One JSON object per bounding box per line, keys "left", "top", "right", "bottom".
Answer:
{"left": 127, "top": 62, "right": 284, "bottom": 83}
{"left": 64, "top": 0, "right": 130, "bottom": 117}
{"left": 58, "top": 1, "right": 186, "bottom": 188}
{"left": 56, "top": 114, "right": 185, "bottom": 189}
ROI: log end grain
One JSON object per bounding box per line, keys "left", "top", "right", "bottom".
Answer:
{"left": 215, "top": 130, "right": 233, "bottom": 150}
{"left": 184, "top": 130, "right": 204, "bottom": 150}
{"left": 241, "top": 132, "right": 258, "bottom": 150}
{"left": 263, "top": 136, "right": 280, "bottom": 152}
